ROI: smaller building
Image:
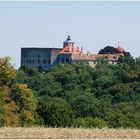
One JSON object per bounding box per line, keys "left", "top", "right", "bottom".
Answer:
{"left": 58, "top": 36, "right": 124, "bottom": 68}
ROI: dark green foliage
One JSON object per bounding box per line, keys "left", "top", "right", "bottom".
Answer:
{"left": 1, "top": 56, "right": 140, "bottom": 128}
{"left": 19, "top": 65, "right": 39, "bottom": 77}
{"left": 71, "top": 95, "right": 101, "bottom": 118}
{"left": 98, "top": 46, "right": 118, "bottom": 54}
{"left": 37, "top": 96, "right": 74, "bottom": 127}
{"left": 72, "top": 117, "right": 108, "bottom": 128}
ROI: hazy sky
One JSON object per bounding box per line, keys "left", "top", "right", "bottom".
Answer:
{"left": 0, "top": 1, "right": 140, "bottom": 68}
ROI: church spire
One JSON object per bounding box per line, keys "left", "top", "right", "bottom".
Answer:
{"left": 118, "top": 41, "right": 120, "bottom": 48}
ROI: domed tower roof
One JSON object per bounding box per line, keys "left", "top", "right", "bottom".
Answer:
{"left": 116, "top": 42, "right": 125, "bottom": 53}
{"left": 63, "top": 35, "right": 75, "bottom": 44}
{"left": 63, "top": 35, "right": 75, "bottom": 48}
{"left": 116, "top": 47, "right": 124, "bottom": 53}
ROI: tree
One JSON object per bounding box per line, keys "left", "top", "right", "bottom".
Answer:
{"left": 71, "top": 95, "right": 101, "bottom": 118}
{"left": 95, "top": 58, "right": 108, "bottom": 69}
{"left": 8, "top": 59, "right": 140, "bottom": 128}
{"left": 37, "top": 96, "right": 74, "bottom": 127}
{"left": 19, "top": 65, "right": 39, "bottom": 77}
{"left": 11, "top": 83, "right": 37, "bottom": 126}
{"left": 0, "top": 57, "right": 37, "bottom": 126}
{"left": 0, "top": 57, "right": 16, "bottom": 86}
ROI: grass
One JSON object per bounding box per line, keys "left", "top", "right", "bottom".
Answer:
{"left": 0, "top": 127, "right": 139, "bottom": 139}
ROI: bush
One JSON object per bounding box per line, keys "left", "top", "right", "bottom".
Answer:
{"left": 37, "top": 96, "right": 75, "bottom": 127}
{"left": 72, "top": 117, "right": 108, "bottom": 128}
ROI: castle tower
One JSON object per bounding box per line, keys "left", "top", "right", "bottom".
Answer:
{"left": 63, "top": 35, "right": 75, "bottom": 48}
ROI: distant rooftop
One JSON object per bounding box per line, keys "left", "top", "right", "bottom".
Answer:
{"left": 21, "top": 47, "right": 62, "bottom": 50}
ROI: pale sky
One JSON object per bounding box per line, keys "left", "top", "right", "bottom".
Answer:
{"left": 0, "top": 1, "right": 140, "bottom": 69}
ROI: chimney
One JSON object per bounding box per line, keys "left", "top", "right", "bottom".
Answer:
{"left": 77, "top": 46, "right": 79, "bottom": 52}
{"left": 81, "top": 47, "right": 83, "bottom": 53}
{"left": 72, "top": 47, "right": 74, "bottom": 52}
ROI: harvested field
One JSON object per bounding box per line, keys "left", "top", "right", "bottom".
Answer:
{"left": 0, "top": 127, "right": 140, "bottom": 139}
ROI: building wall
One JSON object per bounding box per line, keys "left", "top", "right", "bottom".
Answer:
{"left": 51, "top": 49, "right": 62, "bottom": 66}
{"left": 71, "top": 59, "right": 96, "bottom": 67}
{"left": 88, "top": 61, "right": 97, "bottom": 68}
{"left": 58, "top": 54, "right": 72, "bottom": 64}
{"left": 21, "top": 48, "right": 62, "bottom": 71}
{"left": 108, "top": 60, "right": 118, "bottom": 65}
{"left": 71, "top": 59, "right": 117, "bottom": 68}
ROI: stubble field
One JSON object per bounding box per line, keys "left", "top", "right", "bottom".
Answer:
{"left": 0, "top": 127, "right": 140, "bottom": 139}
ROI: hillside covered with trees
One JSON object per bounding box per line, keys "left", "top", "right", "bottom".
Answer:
{"left": 0, "top": 56, "right": 140, "bottom": 128}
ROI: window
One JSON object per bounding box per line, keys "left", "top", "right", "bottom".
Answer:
{"left": 38, "top": 66, "right": 42, "bottom": 70}
{"left": 38, "top": 54, "right": 40, "bottom": 58}
{"left": 38, "top": 59, "right": 40, "bottom": 63}
{"left": 61, "top": 58, "right": 64, "bottom": 63}
{"left": 66, "top": 58, "right": 69, "bottom": 63}
{"left": 48, "top": 55, "right": 51, "bottom": 59}
{"left": 43, "top": 59, "right": 46, "bottom": 64}
{"left": 32, "top": 60, "right": 34, "bottom": 63}
{"left": 48, "top": 59, "right": 51, "bottom": 64}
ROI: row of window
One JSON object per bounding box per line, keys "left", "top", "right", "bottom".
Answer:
{"left": 26, "top": 59, "right": 50, "bottom": 64}
{"left": 23, "top": 54, "right": 40, "bottom": 58}
{"left": 23, "top": 54, "right": 51, "bottom": 58}
{"left": 60, "top": 58, "right": 69, "bottom": 63}
{"left": 59, "top": 59, "right": 117, "bottom": 65}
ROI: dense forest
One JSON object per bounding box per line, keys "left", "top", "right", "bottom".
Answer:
{"left": 0, "top": 56, "right": 140, "bottom": 128}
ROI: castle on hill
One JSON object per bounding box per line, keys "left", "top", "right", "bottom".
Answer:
{"left": 21, "top": 36, "right": 130, "bottom": 71}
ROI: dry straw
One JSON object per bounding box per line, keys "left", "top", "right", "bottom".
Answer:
{"left": 0, "top": 127, "right": 140, "bottom": 139}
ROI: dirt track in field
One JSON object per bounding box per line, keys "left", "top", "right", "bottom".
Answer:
{"left": 0, "top": 127, "right": 140, "bottom": 139}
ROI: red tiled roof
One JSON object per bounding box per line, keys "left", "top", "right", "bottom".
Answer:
{"left": 72, "top": 54, "right": 96, "bottom": 60}
{"left": 116, "top": 47, "right": 124, "bottom": 53}
{"left": 96, "top": 54, "right": 123, "bottom": 61}
{"left": 59, "top": 44, "right": 124, "bottom": 61}
{"left": 71, "top": 54, "right": 123, "bottom": 61}
{"left": 59, "top": 45, "right": 81, "bottom": 55}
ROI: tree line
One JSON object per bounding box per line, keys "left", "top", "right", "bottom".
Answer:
{"left": 0, "top": 56, "right": 140, "bottom": 128}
